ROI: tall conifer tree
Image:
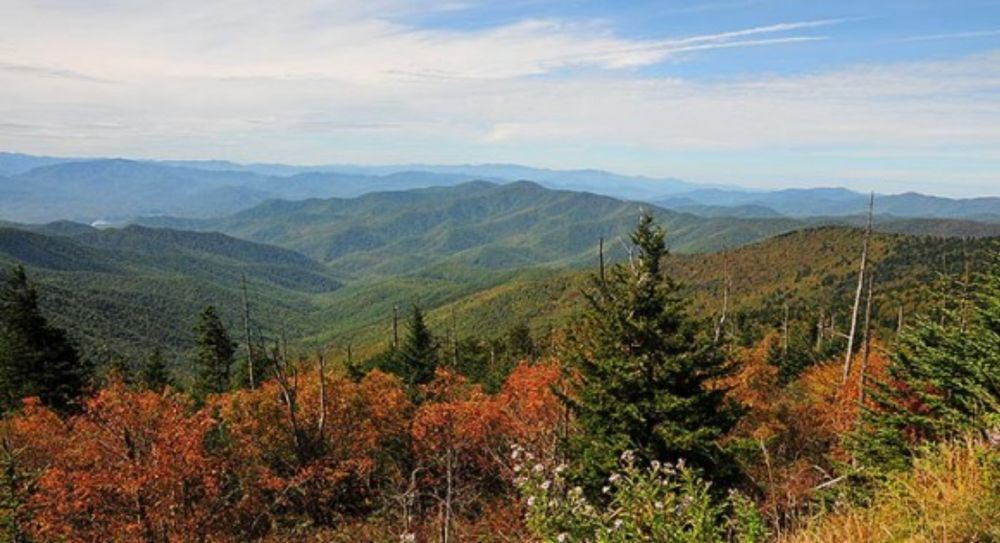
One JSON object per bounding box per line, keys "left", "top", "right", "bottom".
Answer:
{"left": 0, "top": 265, "right": 90, "bottom": 413}
{"left": 192, "top": 305, "right": 236, "bottom": 398}
{"left": 563, "top": 214, "right": 741, "bottom": 492}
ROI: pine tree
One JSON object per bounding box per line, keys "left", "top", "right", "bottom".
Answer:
{"left": 855, "top": 257, "right": 1000, "bottom": 470}
{"left": 563, "top": 214, "right": 741, "bottom": 493}
{"left": 0, "top": 265, "right": 90, "bottom": 413}
{"left": 139, "top": 347, "right": 172, "bottom": 392}
{"left": 192, "top": 305, "right": 236, "bottom": 398}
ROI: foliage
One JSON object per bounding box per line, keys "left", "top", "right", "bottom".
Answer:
{"left": 855, "top": 257, "right": 1000, "bottom": 471}
{"left": 783, "top": 437, "right": 1000, "bottom": 543}
{"left": 517, "top": 448, "right": 766, "bottom": 543}
{"left": 14, "top": 382, "right": 229, "bottom": 542}
{"left": 0, "top": 265, "right": 91, "bottom": 413}
{"left": 562, "top": 213, "right": 741, "bottom": 493}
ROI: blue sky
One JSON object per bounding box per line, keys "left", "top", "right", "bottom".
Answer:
{"left": 1, "top": 0, "right": 999, "bottom": 195}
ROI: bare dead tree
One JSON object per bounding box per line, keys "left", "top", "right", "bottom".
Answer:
{"left": 782, "top": 302, "right": 790, "bottom": 356}
{"left": 599, "top": 236, "right": 606, "bottom": 285}
{"left": 897, "top": 306, "right": 904, "bottom": 334}
{"left": 393, "top": 304, "right": 400, "bottom": 349}
{"left": 714, "top": 249, "right": 730, "bottom": 345}
{"left": 317, "top": 353, "right": 327, "bottom": 436}
{"left": 843, "top": 192, "right": 874, "bottom": 385}
{"left": 451, "top": 307, "right": 458, "bottom": 367}
{"left": 859, "top": 272, "right": 875, "bottom": 406}
{"left": 241, "top": 273, "right": 256, "bottom": 389}
{"left": 272, "top": 341, "right": 302, "bottom": 459}
{"left": 959, "top": 245, "right": 972, "bottom": 332}
{"left": 816, "top": 308, "right": 825, "bottom": 351}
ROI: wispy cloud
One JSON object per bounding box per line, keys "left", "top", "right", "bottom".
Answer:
{"left": 895, "top": 28, "right": 1000, "bottom": 42}
{"left": 0, "top": 62, "right": 115, "bottom": 84}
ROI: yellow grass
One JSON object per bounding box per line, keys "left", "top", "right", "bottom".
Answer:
{"left": 783, "top": 437, "right": 999, "bottom": 543}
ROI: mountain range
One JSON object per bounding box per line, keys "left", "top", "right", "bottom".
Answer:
{"left": 2, "top": 152, "right": 997, "bottom": 224}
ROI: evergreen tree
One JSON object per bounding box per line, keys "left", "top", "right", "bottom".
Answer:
{"left": 192, "top": 306, "right": 236, "bottom": 398}
{"left": 563, "top": 214, "right": 741, "bottom": 493}
{"left": 397, "top": 305, "right": 439, "bottom": 387}
{"left": 139, "top": 347, "right": 172, "bottom": 392}
{"left": 855, "top": 258, "right": 1000, "bottom": 470}
{"left": 0, "top": 265, "right": 90, "bottom": 413}
{"left": 506, "top": 323, "right": 535, "bottom": 362}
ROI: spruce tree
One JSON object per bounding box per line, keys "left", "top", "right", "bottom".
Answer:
{"left": 192, "top": 305, "right": 236, "bottom": 398}
{"left": 397, "top": 305, "right": 438, "bottom": 387}
{"left": 563, "top": 214, "right": 741, "bottom": 493}
{"left": 855, "top": 258, "right": 1000, "bottom": 470}
{"left": 0, "top": 265, "right": 90, "bottom": 413}
{"left": 139, "top": 347, "right": 172, "bottom": 392}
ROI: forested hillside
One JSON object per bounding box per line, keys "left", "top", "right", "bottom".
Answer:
{"left": 0, "top": 224, "right": 341, "bottom": 360}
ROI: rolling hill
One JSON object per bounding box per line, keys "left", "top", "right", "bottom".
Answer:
{"left": 0, "top": 224, "right": 341, "bottom": 360}
{"left": 136, "top": 181, "right": 811, "bottom": 278}
{"left": 137, "top": 181, "right": 1000, "bottom": 281}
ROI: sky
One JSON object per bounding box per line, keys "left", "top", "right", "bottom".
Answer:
{"left": 1, "top": 0, "right": 999, "bottom": 196}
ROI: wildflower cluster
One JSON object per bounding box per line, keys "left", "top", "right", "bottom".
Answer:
{"left": 513, "top": 447, "right": 765, "bottom": 543}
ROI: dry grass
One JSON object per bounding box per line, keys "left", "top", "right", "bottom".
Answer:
{"left": 783, "top": 437, "right": 999, "bottom": 543}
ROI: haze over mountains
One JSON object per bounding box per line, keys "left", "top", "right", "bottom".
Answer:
{"left": 2, "top": 152, "right": 998, "bottom": 225}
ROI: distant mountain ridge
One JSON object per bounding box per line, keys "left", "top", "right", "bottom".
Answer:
{"left": 1, "top": 151, "right": 997, "bottom": 224}
{"left": 657, "top": 188, "right": 1000, "bottom": 222}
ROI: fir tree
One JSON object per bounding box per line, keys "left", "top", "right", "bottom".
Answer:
{"left": 397, "top": 305, "right": 439, "bottom": 387}
{"left": 855, "top": 258, "right": 1000, "bottom": 470}
{"left": 563, "top": 214, "right": 741, "bottom": 493}
{"left": 139, "top": 347, "right": 172, "bottom": 392}
{"left": 0, "top": 265, "right": 90, "bottom": 413}
{"left": 192, "top": 305, "right": 236, "bottom": 398}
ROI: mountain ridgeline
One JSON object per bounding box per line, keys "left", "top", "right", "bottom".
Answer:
{"left": 137, "top": 181, "right": 812, "bottom": 278}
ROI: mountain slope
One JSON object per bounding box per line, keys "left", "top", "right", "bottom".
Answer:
{"left": 0, "top": 224, "right": 341, "bottom": 358}
{"left": 137, "top": 181, "right": 810, "bottom": 278}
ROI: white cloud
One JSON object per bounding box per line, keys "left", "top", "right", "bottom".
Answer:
{"left": 0, "top": 1, "right": 997, "bottom": 194}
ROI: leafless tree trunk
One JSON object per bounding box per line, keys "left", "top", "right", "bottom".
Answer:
{"left": 816, "top": 308, "right": 824, "bottom": 351}
{"left": 714, "top": 250, "right": 730, "bottom": 345}
{"left": 451, "top": 307, "right": 458, "bottom": 367}
{"left": 599, "top": 236, "right": 606, "bottom": 285}
{"left": 317, "top": 354, "right": 327, "bottom": 436}
{"left": 241, "top": 273, "right": 256, "bottom": 389}
{"left": 859, "top": 273, "right": 875, "bottom": 406}
{"left": 897, "top": 306, "right": 904, "bottom": 334}
{"left": 393, "top": 304, "right": 399, "bottom": 349}
{"left": 442, "top": 447, "right": 454, "bottom": 543}
{"left": 843, "top": 192, "right": 874, "bottom": 385}
{"left": 782, "top": 302, "right": 789, "bottom": 356}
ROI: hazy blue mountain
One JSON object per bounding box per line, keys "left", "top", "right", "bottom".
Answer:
{"left": 4, "top": 152, "right": 998, "bottom": 224}
{"left": 659, "top": 187, "right": 1000, "bottom": 221}
{"left": 0, "top": 158, "right": 485, "bottom": 223}
{"left": 0, "top": 151, "right": 77, "bottom": 175}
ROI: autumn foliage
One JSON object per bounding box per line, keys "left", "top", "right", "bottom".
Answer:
{"left": 0, "top": 359, "right": 566, "bottom": 542}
